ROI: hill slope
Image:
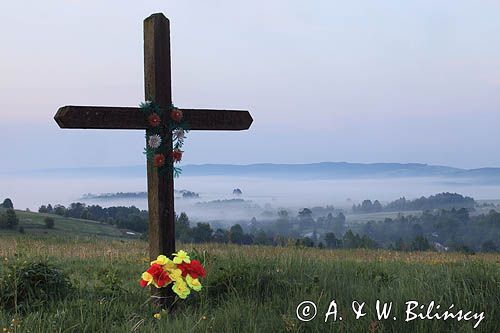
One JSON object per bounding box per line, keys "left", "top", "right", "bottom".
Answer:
{"left": 0, "top": 208, "right": 126, "bottom": 238}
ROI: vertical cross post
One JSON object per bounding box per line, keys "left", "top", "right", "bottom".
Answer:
{"left": 144, "top": 13, "right": 175, "bottom": 307}
{"left": 54, "top": 11, "right": 252, "bottom": 309}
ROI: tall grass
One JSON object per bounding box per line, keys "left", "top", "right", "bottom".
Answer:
{"left": 0, "top": 235, "right": 499, "bottom": 332}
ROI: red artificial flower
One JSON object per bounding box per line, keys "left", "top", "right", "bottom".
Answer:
{"left": 148, "top": 113, "right": 161, "bottom": 127}
{"left": 178, "top": 259, "right": 206, "bottom": 279}
{"left": 153, "top": 153, "right": 166, "bottom": 167}
{"left": 146, "top": 263, "right": 171, "bottom": 287}
{"left": 171, "top": 108, "right": 183, "bottom": 122}
{"left": 172, "top": 149, "right": 183, "bottom": 163}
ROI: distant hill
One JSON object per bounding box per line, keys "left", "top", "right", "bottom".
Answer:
{"left": 181, "top": 162, "right": 463, "bottom": 178}
{"left": 8, "top": 162, "right": 500, "bottom": 182}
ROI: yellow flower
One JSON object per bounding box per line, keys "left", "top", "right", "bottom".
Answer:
{"left": 151, "top": 255, "right": 169, "bottom": 266}
{"left": 172, "top": 280, "right": 190, "bottom": 299}
{"left": 168, "top": 268, "right": 183, "bottom": 282}
{"left": 162, "top": 259, "right": 177, "bottom": 271}
{"left": 153, "top": 313, "right": 161, "bottom": 320}
{"left": 186, "top": 274, "right": 202, "bottom": 291}
{"left": 141, "top": 272, "right": 154, "bottom": 286}
{"left": 172, "top": 250, "right": 190, "bottom": 264}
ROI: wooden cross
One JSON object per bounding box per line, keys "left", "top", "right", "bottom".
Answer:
{"left": 54, "top": 13, "right": 252, "bottom": 305}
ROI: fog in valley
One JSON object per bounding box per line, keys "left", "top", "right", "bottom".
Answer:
{"left": 3, "top": 174, "right": 500, "bottom": 224}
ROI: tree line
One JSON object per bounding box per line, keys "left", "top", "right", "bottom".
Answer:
{"left": 27, "top": 198, "right": 500, "bottom": 253}
{"left": 352, "top": 192, "right": 476, "bottom": 213}
{"left": 38, "top": 202, "right": 148, "bottom": 232}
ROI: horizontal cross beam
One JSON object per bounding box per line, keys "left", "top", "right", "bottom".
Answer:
{"left": 54, "top": 105, "right": 253, "bottom": 131}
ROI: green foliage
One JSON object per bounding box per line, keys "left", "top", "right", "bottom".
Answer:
{"left": 411, "top": 235, "right": 432, "bottom": 251}
{"left": 295, "top": 237, "right": 315, "bottom": 247}
{"left": 0, "top": 260, "right": 72, "bottom": 312}
{"left": 44, "top": 217, "right": 55, "bottom": 229}
{"left": 191, "top": 223, "right": 213, "bottom": 243}
{"left": 42, "top": 202, "right": 148, "bottom": 233}
{"left": 324, "top": 232, "right": 342, "bottom": 248}
{"left": 0, "top": 209, "right": 19, "bottom": 229}
{"left": 175, "top": 212, "right": 191, "bottom": 242}
{"left": 1, "top": 198, "right": 14, "bottom": 209}
{"left": 95, "top": 268, "right": 123, "bottom": 296}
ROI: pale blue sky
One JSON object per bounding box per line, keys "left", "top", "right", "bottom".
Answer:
{"left": 1, "top": 0, "right": 500, "bottom": 171}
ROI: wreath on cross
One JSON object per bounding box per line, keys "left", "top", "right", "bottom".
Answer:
{"left": 140, "top": 101, "right": 189, "bottom": 177}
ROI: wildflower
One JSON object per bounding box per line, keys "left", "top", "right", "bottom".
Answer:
{"left": 153, "top": 313, "right": 161, "bottom": 320}
{"left": 172, "top": 250, "right": 190, "bottom": 264}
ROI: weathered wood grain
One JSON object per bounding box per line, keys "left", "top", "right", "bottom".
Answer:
{"left": 54, "top": 106, "right": 147, "bottom": 129}
{"left": 54, "top": 106, "right": 252, "bottom": 130}
{"left": 144, "top": 12, "right": 174, "bottom": 307}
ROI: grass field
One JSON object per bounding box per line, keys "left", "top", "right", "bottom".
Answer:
{"left": 0, "top": 209, "right": 126, "bottom": 238}
{"left": 0, "top": 235, "right": 499, "bottom": 332}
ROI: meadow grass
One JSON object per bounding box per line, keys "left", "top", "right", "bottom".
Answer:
{"left": 0, "top": 235, "right": 499, "bottom": 332}
{"left": 6, "top": 209, "right": 124, "bottom": 238}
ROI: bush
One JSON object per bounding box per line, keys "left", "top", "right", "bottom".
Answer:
{"left": 0, "top": 261, "right": 72, "bottom": 312}
{"left": 44, "top": 217, "right": 55, "bottom": 229}
{"left": 0, "top": 209, "right": 19, "bottom": 229}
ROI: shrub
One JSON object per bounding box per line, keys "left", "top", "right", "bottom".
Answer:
{"left": 44, "top": 217, "right": 55, "bottom": 229}
{"left": 0, "top": 209, "right": 18, "bottom": 229}
{"left": 0, "top": 261, "right": 72, "bottom": 312}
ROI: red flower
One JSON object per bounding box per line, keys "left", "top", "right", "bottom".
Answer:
{"left": 153, "top": 153, "right": 165, "bottom": 167}
{"left": 178, "top": 259, "right": 206, "bottom": 279}
{"left": 148, "top": 113, "right": 161, "bottom": 127}
{"left": 171, "top": 108, "right": 183, "bottom": 122}
{"left": 146, "top": 263, "right": 171, "bottom": 287}
{"left": 172, "top": 149, "right": 183, "bottom": 163}
{"left": 140, "top": 279, "right": 148, "bottom": 288}
{"left": 156, "top": 271, "right": 171, "bottom": 287}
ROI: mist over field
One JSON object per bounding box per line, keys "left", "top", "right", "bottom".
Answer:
{"left": 3, "top": 162, "right": 500, "bottom": 223}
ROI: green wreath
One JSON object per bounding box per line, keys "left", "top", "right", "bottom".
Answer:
{"left": 140, "top": 101, "right": 189, "bottom": 177}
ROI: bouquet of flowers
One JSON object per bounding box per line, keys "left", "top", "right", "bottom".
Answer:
{"left": 140, "top": 250, "right": 206, "bottom": 299}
